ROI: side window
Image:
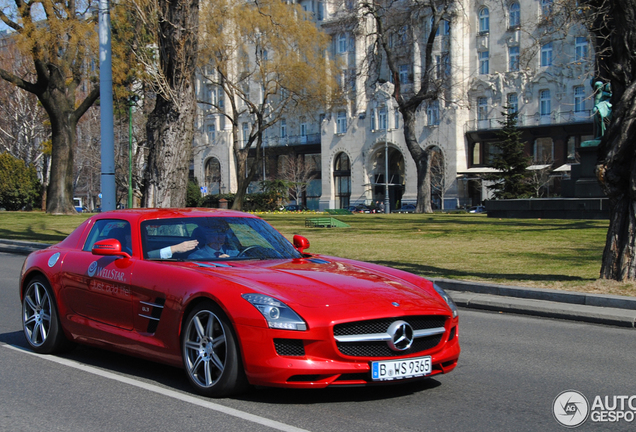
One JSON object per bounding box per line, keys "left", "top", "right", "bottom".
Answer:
{"left": 83, "top": 220, "right": 132, "bottom": 254}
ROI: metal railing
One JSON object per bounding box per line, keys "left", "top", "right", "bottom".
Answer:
{"left": 465, "top": 110, "right": 592, "bottom": 132}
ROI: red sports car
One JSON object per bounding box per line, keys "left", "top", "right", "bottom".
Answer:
{"left": 19, "top": 208, "right": 460, "bottom": 396}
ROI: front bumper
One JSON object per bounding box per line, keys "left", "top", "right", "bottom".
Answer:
{"left": 235, "top": 319, "right": 460, "bottom": 388}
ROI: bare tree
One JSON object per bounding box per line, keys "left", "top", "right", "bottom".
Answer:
{"left": 278, "top": 154, "right": 317, "bottom": 204}
{"left": 198, "top": 0, "right": 341, "bottom": 210}
{"left": 0, "top": 2, "right": 100, "bottom": 213}
{"left": 336, "top": 0, "right": 455, "bottom": 213}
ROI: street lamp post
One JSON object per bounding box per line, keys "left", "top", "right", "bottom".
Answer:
{"left": 128, "top": 95, "right": 138, "bottom": 209}
{"left": 128, "top": 99, "right": 133, "bottom": 209}
{"left": 384, "top": 128, "right": 391, "bottom": 214}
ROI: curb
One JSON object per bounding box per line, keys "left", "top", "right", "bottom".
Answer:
{"left": 434, "top": 278, "right": 636, "bottom": 328}
{"left": 0, "top": 239, "right": 50, "bottom": 255}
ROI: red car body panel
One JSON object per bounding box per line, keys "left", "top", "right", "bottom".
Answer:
{"left": 20, "top": 208, "right": 460, "bottom": 389}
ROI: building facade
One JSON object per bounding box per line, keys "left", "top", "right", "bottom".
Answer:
{"left": 192, "top": 0, "right": 594, "bottom": 210}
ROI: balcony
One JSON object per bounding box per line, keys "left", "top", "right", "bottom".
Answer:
{"left": 464, "top": 110, "right": 592, "bottom": 132}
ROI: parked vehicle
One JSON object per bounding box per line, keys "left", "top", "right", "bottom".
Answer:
{"left": 392, "top": 203, "right": 417, "bottom": 213}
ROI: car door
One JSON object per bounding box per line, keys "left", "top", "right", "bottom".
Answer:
{"left": 60, "top": 219, "right": 135, "bottom": 330}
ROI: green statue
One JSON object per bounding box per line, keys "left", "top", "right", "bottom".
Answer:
{"left": 592, "top": 80, "right": 612, "bottom": 139}
{"left": 582, "top": 80, "right": 612, "bottom": 148}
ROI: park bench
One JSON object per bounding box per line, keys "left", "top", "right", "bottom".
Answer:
{"left": 304, "top": 217, "right": 350, "bottom": 228}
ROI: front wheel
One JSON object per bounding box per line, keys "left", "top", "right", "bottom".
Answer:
{"left": 182, "top": 302, "right": 248, "bottom": 397}
{"left": 22, "top": 276, "right": 73, "bottom": 353}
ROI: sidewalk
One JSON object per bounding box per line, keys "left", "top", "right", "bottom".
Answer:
{"left": 2, "top": 239, "right": 635, "bottom": 328}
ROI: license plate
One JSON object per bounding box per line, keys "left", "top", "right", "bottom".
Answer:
{"left": 371, "top": 356, "right": 432, "bottom": 381}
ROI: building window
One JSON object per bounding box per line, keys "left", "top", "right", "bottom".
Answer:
{"left": 509, "top": 46, "right": 520, "bottom": 72}
{"left": 204, "top": 157, "right": 221, "bottom": 194}
{"left": 575, "top": 37, "right": 589, "bottom": 62}
{"left": 540, "top": 90, "right": 551, "bottom": 117}
{"left": 280, "top": 119, "right": 287, "bottom": 138}
{"left": 334, "top": 153, "right": 351, "bottom": 209}
{"left": 479, "top": 51, "right": 489, "bottom": 74}
{"left": 205, "top": 84, "right": 216, "bottom": 106}
{"left": 394, "top": 108, "right": 400, "bottom": 129}
{"left": 427, "top": 100, "right": 440, "bottom": 126}
{"left": 300, "top": 122, "right": 308, "bottom": 143}
{"left": 509, "top": 2, "right": 520, "bottom": 28}
{"left": 399, "top": 65, "right": 410, "bottom": 84}
{"left": 541, "top": 0, "right": 553, "bottom": 17}
{"left": 207, "top": 124, "right": 216, "bottom": 142}
{"left": 479, "top": 8, "right": 490, "bottom": 33}
{"left": 472, "top": 142, "right": 482, "bottom": 166}
{"left": 317, "top": 1, "right": 324, "bottom": 20}
{"left": 534, "top": 137, "right": 554, "bottom": 162}
{"left": 242, "top": 122, "right": 249, "bottom": 146}
{"left": 477, "top": 97, "right": 488, "bottom": 121}
{"left": 378, "top": 107, "right": 388, "bottom": 130}
{"left": 337, "top": 110, "right": 347, "bottom": 134}
{"left": 507, "top": 93, "right": 518, "bottom": 114}
{"left": 541, "top": 42, "right": 553, "bottom": 67}
{"left": 337, "top": 33, "right": 347, "bottom": 54}
{"left": 574, "top": 86, "right": 586, "bottom": 112}
{"left": 441, "top": 19, "right": 450, "bottom": 35}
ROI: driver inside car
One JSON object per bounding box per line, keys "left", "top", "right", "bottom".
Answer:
{"left": 188, "top": 226, "right": 239, "bottom": 260}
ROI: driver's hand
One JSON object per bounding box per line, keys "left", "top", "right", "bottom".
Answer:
{"left": 171, "top": 240, "right": 198, "bottom": 253}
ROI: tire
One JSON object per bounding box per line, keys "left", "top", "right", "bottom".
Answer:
{"left": 22, "top": 276, "right": 73, "bottom": 354}
{"left": 182, "top": 302, "right": 249, "bottom": 397}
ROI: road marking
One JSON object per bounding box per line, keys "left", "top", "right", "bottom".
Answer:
{"left": 3, "top": 343, "right": 310, "bottom": 432}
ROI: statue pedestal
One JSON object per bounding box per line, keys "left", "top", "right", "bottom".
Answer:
{"left": 575, "top": 144, "right": 605, "bottom": 198}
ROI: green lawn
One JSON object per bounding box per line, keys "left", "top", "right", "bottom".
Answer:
{"left": 2, "top": 210, "right": 632, "bottom": 296}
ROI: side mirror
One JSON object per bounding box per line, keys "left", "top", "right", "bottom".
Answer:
{"left": 293, "top": 235, "right": 310, "bottom": 255}
{"left": 92, "top": 238, "right": 131, "bottom": 259}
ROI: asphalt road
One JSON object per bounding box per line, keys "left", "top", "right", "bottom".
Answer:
{"left": 1, "top": 252, "right": 634, "bottom": 432}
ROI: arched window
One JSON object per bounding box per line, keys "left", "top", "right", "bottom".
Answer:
{"left": 479, "top": 8, "right": 490, "bottom": 33}
{"left": 204, "top": 157, "right": 221, "bottom": 194}
{"left": 333, "top": 153, "right": 351, "bottom": 209}
{"left": 509, "top": 3, "right": 520, "bottom": 28}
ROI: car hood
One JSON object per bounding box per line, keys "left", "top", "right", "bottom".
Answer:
{"left": 185, "top": 256, "right": 447, "bottom": 312}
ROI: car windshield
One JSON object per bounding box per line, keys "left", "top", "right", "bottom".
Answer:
{"left": 141, "top": 217, "right": 302, "bottom": 261}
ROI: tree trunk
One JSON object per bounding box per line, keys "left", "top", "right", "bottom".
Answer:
{"left": 46, "top": 114, "right": 78, "bottom": 214}
{"left": 142, "top": 0, "right": 199, "bottom": 208}
{"left": 144, "top": 97, "right": 195, "bottom": 207}
{"left": 402, "top": 109, "right": 433, "bottom": 213}
{"left": 597, "top": 81, "right": 636, "bottom": 280}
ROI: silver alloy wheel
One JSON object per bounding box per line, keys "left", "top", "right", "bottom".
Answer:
{"left": 183, "top": 310, "right": 227, "bottom": 388}
{"left": 23, "top": 281, "right": 52, "bottom": 347}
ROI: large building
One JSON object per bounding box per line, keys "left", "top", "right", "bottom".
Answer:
{"left": 192, "top": 0, "right": 594, "bottom": 211}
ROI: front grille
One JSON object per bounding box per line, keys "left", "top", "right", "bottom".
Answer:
{"left": 337, "top": 335, "right": 443, "bottom": 357}
{"left": 334, "top": 316, "right": 446, "bottom": 336}
{"left": 274, "top": 338, "right": 305, "bottom": 357}
{"left": 334, "top": 315, "right": 447, "bottom": 358}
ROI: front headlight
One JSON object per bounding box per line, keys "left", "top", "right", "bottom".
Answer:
{"left": 242, "top": 293, "right": 307, "bottom": 331}
{"left": 433, "top": 283, "right": 458, "bottom": 319}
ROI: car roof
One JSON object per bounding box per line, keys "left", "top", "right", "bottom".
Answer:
{"left": 90, "top": 208, "right": 257, "bottom": 225}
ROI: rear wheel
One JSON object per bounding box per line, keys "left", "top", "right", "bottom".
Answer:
{"left": 182, "top": 302, "right": 248, "bottom": 397}
{"left": 22, "top": 276, "right": 73, "bottom": 353}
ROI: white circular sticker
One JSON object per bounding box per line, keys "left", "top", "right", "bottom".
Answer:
{"left": 87, "top": 261, "right": 98, "bottom": 277}
{"left": 553, "top": 390, "right": 589, "bottom": 428}
{"left": 48, "top": 252, "right": 60, "bottom": 268}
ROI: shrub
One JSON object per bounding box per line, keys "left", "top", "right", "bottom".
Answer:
{"left": 186, "top": 180, "right": 203, "bottom": 207}
{"left": 0, "top": 153, "right": 41, "bottom": 211}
